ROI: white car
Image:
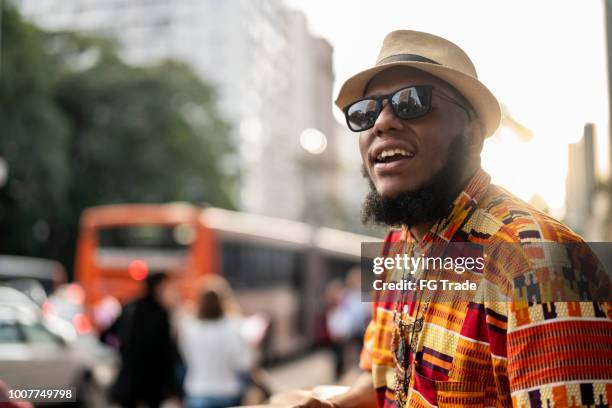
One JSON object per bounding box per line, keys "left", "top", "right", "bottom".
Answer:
{"left": 0, "top": 287, "right": 111, "bottom": 407}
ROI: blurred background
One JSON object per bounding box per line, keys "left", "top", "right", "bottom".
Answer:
{"left": 1, "top": 0, "right": 611, "bottom": 406}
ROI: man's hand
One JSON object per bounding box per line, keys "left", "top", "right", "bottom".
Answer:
{"left": 290, "top": 396, "right": 337, "bottom": 408}
{"left": 288, "top": 372, "right": 376, "bottom": 408}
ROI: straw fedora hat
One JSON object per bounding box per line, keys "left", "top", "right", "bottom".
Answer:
{"left": 335, "top": 30, "right": 501, "bottom": 138}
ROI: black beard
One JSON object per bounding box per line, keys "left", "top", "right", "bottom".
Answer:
{"left": 361, "top": 134, "right": 472, "bottom": 228}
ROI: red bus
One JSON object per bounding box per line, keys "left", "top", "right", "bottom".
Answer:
{"left": 75, "top": 203, "right": 379, "bottom": 360}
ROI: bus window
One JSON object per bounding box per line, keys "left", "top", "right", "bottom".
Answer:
{"left": 221, "top": 242, "right": 303, "bottom": 290}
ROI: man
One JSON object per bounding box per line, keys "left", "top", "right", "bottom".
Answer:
{"left": 110, "top": 272, "right": 178, "bottom": 408}
{"left": 294, "top": 30, "right": 612, "bottom": 408}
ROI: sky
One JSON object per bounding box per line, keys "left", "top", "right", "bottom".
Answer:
{"left": 287, "top": 0, "right": 609, "bottom": 218}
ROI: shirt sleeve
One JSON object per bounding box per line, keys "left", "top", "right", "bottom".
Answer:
{"left": 506, "top": 301, "right": 612, "bottom": 407}
{"left": 502, "top": 241, "right": 612, "bottom": 407}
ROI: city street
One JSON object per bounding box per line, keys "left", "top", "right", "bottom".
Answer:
{"left": 268, "top": 350, "right": 336, "bottom": 392}
{"left": 3, "top": 1, "right": 612, "bottom": 407}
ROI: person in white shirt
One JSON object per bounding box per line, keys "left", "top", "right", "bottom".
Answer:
{"left": 178, "top": 288, "right": 252, "bottom": 408}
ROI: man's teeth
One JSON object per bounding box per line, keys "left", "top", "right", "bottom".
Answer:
{"left": 377, "top": 148, "right": 414, "bottom": 160}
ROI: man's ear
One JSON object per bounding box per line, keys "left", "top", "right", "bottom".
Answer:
{"left": 466, "top": 117, "right": 485, "bottom": 155}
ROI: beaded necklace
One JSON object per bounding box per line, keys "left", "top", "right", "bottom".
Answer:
{"left": 391, "top": 221, "right": 446, "bottom": 408}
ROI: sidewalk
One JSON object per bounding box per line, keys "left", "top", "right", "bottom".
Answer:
{"left": 267, "top": 350, "right": 336, "bottom": 393}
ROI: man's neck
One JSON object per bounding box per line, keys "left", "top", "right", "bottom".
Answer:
{"left": 407, "top": 166, "right": 479, "bottom": 242}
{"left": 409, "top": 220, "right": 436, "bottom": 242}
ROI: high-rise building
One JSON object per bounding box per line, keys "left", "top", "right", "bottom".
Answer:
{"left": 18, "top": 0, "right": 339, "bottom": 222}
{"left": 565, "top": 123, "right": 608, "bottom": 240}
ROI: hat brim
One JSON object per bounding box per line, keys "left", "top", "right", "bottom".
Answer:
{"left": 335, "top": 61, "right": 501, "bottom": 138}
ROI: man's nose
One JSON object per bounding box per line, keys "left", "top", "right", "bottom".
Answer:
{"left": 372, "top": 101, "right": 404, "bottom": 136}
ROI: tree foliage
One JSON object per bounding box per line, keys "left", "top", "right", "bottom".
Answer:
{"left": 54, "top": 40, "right": 235, "bottom": 209}
{"left": 0, "top": 5, "right": 70, "bottom": 259}
{"left": 0, "top": 4, "right": 237, "bottom": 271}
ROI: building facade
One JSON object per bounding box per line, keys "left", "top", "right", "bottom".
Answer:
{"left": 19, "top": 0, "right": 340, "bottom": 222}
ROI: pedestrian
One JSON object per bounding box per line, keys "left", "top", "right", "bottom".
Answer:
{"left": 110, "top": 271, "right": 178, "bottom": 408}
{"left": 323, "top": 279, "right": 347, "bottom": 380}
{"left": 292, "top": 30, "right": 612, "bottom": 408}
{"left": 177, "top": 285, "right": 252, "bottom": 408}
{"left": 325, "top": 269, "right": 370, "bottom": 381}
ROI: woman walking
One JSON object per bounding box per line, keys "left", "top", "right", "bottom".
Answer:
{"left": 178, "top": 286, "right": 252, "bottom": 408}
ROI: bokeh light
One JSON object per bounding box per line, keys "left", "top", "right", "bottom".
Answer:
{"left": 300, "top": 128, "right": 328, "bottom": 155}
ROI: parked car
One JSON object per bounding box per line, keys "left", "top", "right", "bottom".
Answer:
{"left": 0, "top": 256, "right": 66, "bottom": 295}
{"left": 0, "top": 286, "right": 113, "bottom": 407}
{"left": 2, "top": 278, "right": 48, "bottom": 308}
{"left": 46, "top": 283, "right": 121, "bottom": 363}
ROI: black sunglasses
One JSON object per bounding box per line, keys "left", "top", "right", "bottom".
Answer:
{"left": 343, "top": 85, "right": 471, "bottom": 132}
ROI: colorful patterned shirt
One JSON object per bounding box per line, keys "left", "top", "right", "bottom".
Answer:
{"left": 360, "top": 168, "right": 612, "bottom": 408}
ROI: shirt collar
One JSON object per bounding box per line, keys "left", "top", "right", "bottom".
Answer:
{"left": 401, "top": 168, "right": 491, "bottom": 244}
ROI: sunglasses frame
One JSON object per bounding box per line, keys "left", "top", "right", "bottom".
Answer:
{"left": 343, "top": 85, "right": 471, "bottom": 132}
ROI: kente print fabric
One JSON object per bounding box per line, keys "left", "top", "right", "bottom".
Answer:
{"left": 360, "top": 168, "right": 612, "bottom": 408}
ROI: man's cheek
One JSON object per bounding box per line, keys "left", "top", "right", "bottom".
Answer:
{"left": 360, "top": 163, "right": 373, "bottom": 180}
{"left": 358, "top": 136, "right": 373, "bottom": 165}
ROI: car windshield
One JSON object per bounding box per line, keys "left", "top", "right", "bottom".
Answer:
{"left": 21, "top": 323, "right": 61, "bottom": 345}
{"left": 0, "top": 321, "right": 21, "bottom": 343}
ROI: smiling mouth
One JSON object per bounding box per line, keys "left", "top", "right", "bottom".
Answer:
{"left": 373, "top": 148, "right": 415, "bottom": 166}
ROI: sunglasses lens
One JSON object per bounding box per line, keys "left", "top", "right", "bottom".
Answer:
{"left": 346, "top": 99, "right": 379, "bottom": 131}
{"left": 391, "top": 86, "right": 431, "bottom": 119}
